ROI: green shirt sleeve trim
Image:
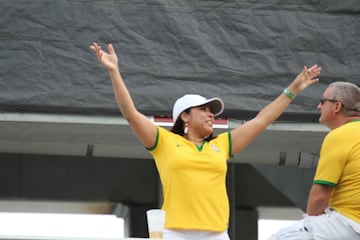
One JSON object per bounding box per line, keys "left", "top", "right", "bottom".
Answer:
{"left": 313, "top": 180, "right": 336, "bottom": 186}
{"left": 146, "top": 127, "right": 159, "bottom": 151}
{"left": 228, "top": 130, "right": 233, "bottom": 158}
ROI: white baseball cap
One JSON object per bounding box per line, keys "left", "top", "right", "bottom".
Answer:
{"left": 172, "top": 94, "right": 224, "bottom": 122}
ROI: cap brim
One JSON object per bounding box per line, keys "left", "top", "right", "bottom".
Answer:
{"left": 172, "top": 95, "right": 224, "bottom": 122}
{"left": 199, "top": 98, "right": 224, "bottom": 117}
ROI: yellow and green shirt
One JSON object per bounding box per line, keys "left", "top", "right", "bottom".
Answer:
{"left": 314, "top": 120, "right": 360, "bottom": 223}
{"left": 149, "top": 126, "right": 232, "bottom": 231}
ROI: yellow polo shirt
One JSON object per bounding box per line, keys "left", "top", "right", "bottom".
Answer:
{"left": 149, "top": 126, "right": 232, "bottom": 231}
{"left": 314, "top": 120, "right": 360, "bottom": 223}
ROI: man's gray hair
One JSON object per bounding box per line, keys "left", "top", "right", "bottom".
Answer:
{"left": 329, "top": 81, "right": 360, "bottom": 117}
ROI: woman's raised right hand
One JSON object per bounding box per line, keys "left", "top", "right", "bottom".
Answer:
{"left": 90, "top": 43, "right": 119, "bottom": 71}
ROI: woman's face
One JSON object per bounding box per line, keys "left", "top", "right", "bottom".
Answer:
{"left": 184, "top": 104, "right": 215, "bottom": 137}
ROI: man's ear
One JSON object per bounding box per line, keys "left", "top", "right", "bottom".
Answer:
{"left": 334, "top": 101, "right": 343, "bottom": 113}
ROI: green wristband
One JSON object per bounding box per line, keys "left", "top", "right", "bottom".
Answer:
{"left": 283, "top": 88, "right": 296, "bottom": 100}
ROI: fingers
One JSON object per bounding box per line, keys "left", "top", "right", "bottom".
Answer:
{"left": 108, "top": 43, "right": 114, "bottom": 54}
{"left": 90, "top": 43, "right": 116, "bottom": 59}
{"left": 307, "top": 64, "right": 318, "bottom": 71}
{"left": 89, "top": 43, "right": 96, "bottom": 51}
{"left": 89, "top": 43, "right": 104, "bottom": 59}
{"left": 308, "top": 65, "right": 321, "bottom": 74}
{"left": 90, "top": 42, "right": 99, "bottom": 49}
{"left": 89, "top": 43, "right": 101, "bottom": 55}
{"left": 304, "top": 64, "right": 321, "bottom": 80}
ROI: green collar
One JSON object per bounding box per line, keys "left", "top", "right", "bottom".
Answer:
{"left": 195, "top": 140, "right": 206, "bottom": 151}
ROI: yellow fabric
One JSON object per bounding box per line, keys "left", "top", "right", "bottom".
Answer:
{"left": 149, "top": 127, "right": 231, "bottom": 232}
{"left": 314, "top": 120, "right": 360, "bottom": 223}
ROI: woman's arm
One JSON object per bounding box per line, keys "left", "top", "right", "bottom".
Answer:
{"left": 231, "top": 65, "right": 321, "bottom": 155}
{"left": 90, "top": 43, "right": 157, "bottom": 148}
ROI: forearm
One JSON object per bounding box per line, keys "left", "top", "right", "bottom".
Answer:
{"left": 306, "top": 185, "right": 331, "bottom": 216}
{"left": 255, "top": 67, "right": 312, "bottom": 124}
{"left": 255, "top": 88, "right": 294, "bottom": 125}
{"left": 306, "top": 196, "right": 328, "bottom": 216}
{"left": 108, "top": 68, "right": 138, "bottom": 120}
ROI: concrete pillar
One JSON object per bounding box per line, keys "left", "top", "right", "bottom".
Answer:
{"left": 227, "top": 163, "right": 259, "bottom": 240}
{"left": 234, "top": 207, "right": 258, "bottom": 240}
{"left": 128, "top": 205, "right": 152, "bottom": 238}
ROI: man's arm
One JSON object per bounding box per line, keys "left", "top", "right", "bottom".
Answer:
{"left": 306, "top": 184, "right": 333, "bottom": 216}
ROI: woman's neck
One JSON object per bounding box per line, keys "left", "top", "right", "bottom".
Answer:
{"left": 185, "top": 133, "right": 205, "bottom": 146}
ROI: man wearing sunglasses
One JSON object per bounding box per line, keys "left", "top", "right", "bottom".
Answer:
{"left": 270, "top": 82, "right": 360, "bottom": 239}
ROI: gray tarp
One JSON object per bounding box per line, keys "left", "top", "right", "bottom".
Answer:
{"left": 1, "top": 0, "right": 359, "bottom": 121}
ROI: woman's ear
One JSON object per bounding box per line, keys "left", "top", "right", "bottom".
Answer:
{"left": 180, "top": 111, "right": 190, "bottom": 122}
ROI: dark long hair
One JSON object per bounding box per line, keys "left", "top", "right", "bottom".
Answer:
{"left": 170, "top": 108, "right": 216, "bottom": 141}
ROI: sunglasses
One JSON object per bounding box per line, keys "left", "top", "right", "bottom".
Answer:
{"left": 320, "top": 97, "right": 338, "bottom": 105}
{"left": 320, "top": 97, "right": 344, "bottom": 107}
